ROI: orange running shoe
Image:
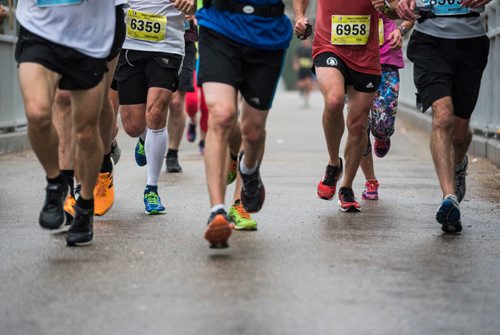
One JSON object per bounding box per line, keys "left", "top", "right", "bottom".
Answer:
{"left": 93, "top": 171, "right": 114, "bottom": 216}
{"left": 205, "top": 209, "right": 234, "bottom": 249}
{"left": 63, "top": 194, "right": 76, "bottom": 224}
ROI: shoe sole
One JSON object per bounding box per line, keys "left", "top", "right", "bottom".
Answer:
{"left": 234, "top": 224, "right": 257, "bottom": 231}
{"left": 362, "top": 195, "right": 378, "bottom": 200}
{"left": 205, "top": 215, "right": 233, "bottom": 249}
{"left": 145, "top": 210, "right": 166, "bottom": 215}
{"left": 166, "top": 168, "right": 182, "bottom": 173}
{"left": 67, "top": 239, "right": 93, "bottom": 247}
{"left": 436, "top": 204, "right": 462, "bottom": 233}
{"left": 339, "top": 202, "right": 361, "bottom": 212}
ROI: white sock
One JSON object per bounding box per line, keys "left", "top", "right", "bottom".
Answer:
{"left": 239, "top": 154, "right": 258, "bottom": 175}
{"left": 145, "top": 127, "right": 167, "bottom": 186}
{"left": 211, "top": 204, "right": 226, "bottom": 213}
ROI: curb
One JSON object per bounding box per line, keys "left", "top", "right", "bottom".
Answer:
{"left": 398, "top": 103, "right": 500, "bottom": 169}
{"left": 0, "top": 131, "right": 31, "bottom": 155}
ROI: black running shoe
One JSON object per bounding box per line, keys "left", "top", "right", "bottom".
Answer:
{"left": 238, "top": 151, "right": 265, "bottom": 213}
{"left": 39, "top": 181, "right": 69, "bottom": 230}
{"left": 66, "top": 205, "right": 93, "bottom": 246}
{"left": 455, "top": 155, "right": 468, "bottom": 203}
{"left": 166, "top": 156, "right": 182, "bottom": 173}
{"left": 338, "top": 187, "right": 361, "bottom": 212}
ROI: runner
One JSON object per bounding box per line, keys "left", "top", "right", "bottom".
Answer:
{"left": 185, "top": 70, "right": 209, "bottom": 154}
{"left": 53, "top": 1, "right": 127, "bottom": 220}
{"left": 116, "top": 0, "right": 195, "bottom": 215}
{"left": 294, "top": 0, "right": 382, "bottom": 212}
{"left": 359, "top": 14, "right": 414, "bottom": 200}
{"left": 293, "top": 39, "right": 315, "bottom": 107}
{"left": 165, "top": 16, "right": 198, "bottom": 173}
{"left": 197, "top": 0, "right": 292, "bottom": 248}
{"left": 397, "top": 0, "right": 491, "bottom": 233}
{"left": 15, "top": 0, "right": 116, "bottom": 246}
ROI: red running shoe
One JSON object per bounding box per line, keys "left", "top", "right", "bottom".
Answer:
{"left": 316, "top": 158, "right": 343, "bottom": 200}
{"left": 374, "top": 138, "right": 391, "bottom": 158}
{"left": 362, "top": 179, "right": 379, "bottom": 200}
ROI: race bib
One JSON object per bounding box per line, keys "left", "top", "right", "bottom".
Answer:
{"left": 379, "top": 18, "right": 384, "bottom": 46}
{"left": 426, "top": 0, "right": 470, "bottom": 16}
{"left": 126, "top": 9, "right": 167, "bottom": 42}
{"left": 299, "top": 57, "right": 312, "bottom": 68}
{"left": 37, "top": 0, "right": 81, "bottom": 7}
{"left": 331, "top": 15, "right": 370, "bottom": 45}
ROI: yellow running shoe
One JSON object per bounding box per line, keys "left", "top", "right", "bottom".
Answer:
{"left": 228, "top": 199, "right": 257, "bottom": 231}
{"left": 93, "top": 171, "right": 114, "bottom": 216}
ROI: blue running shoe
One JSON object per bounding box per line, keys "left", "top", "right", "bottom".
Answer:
{"left": 135, "top": 138, "right": 147, "bottom": 167}
{"left": 436, "top": 195, "right": 462, "bottom": 233}
{"left": 144, "top": 187, "right": 166, "bottom": 215}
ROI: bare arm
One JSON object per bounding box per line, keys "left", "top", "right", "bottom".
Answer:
{"left": 293, "top": 0, "right": 309, "bottom": 37}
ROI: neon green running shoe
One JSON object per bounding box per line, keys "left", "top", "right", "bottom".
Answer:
{"left": 228, "top": 200, "right": 257, "bottom": 230}
{"left": 226, "top": 155, "right": 237, "bottom": 185}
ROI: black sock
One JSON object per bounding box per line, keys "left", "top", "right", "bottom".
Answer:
{"left": 47, "top": 173, "right": 65, "bottom": 185}
{"left": 61, "top": 170, "right": 75, "bottom": 196}
{"left": 145, "top": 185, "right": 158, "bottom": 193}
{"left": 100, "top": 153, "right": 113, "bottom": 173}
{"left": 76, "top": 196, "right": 94, "bottom": 210}
{"left": 230, "top": 152, "right": 238, "bottom": 161}
{"left": 166, "top": 149, "right": 178, "bottom": 158}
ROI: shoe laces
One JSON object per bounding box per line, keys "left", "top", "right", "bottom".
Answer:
{"left": 339, "top": 188, "right": 356, "bottom": 202}
{"left": 323, "top": 165, "right": 340, "bottom": 185}
{"left": 45, "top": 184, "right": 63, "bottom": 209}
{"left": 137, "top": 141, "right": 145, "bottom": 155}
{"left": 234, "top": 202, "right": 250, "bottom": 219}
{"left": 365, "top": 180, "right": 379, "bottom": 192}
{"left": 145, "top": 191, "right": 160, "bottom": 205}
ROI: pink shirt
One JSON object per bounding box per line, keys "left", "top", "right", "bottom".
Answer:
{"left": 379, "top": 14, "right": 404, "bottom": 69}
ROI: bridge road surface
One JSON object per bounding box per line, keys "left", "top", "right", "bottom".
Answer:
{"left": 1, "top": 91, "right": 499, "bottom": 335}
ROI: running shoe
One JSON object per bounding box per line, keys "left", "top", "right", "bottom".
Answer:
{"left": 226, "top": 154, "right": 237, "bottom": 185}
{"left": 135, "top": 138, "right": 147, "bottom": 166}
{"left": 238, "top": 151, "right": 265, "bottom": 213}
{"left": 455, "top": 155, "right": 468, "bottom": 203}
{"left": 110, "top": 138, "right": 121, "bottom": 165}
{"left": 74, "top": 184, "right": 81, "bottom": 200}
{"left": 362, "top": 179, "right": 379, "bottom": 200}
{"left": 186, "top": 122, "right": 196, "bottom": 142}
{"left": 229, "top": 200, "right": 257, "bottom": 231}
{"left": 93, "top": 170, "right": 114, "bottom": 216}
{"left": 39, "top": 181, "right": 69, "bottom": 229}
{"left": 144, "top": 188, "right": 166, "bottom": 215}
{"left": 338, "top": 187, "right": 361, "bottom": 212}
{"left": 66, "top": 205, "right": 93, "bottom": 246}
{"left": 316, "top": 158, "right": 343, "bottom": 200}
{"left": 436, "top": 195, "right": 462, "bottom": 233}
{"left": 166, "top": 156, "right": 182, "bottom": 173}
{"left": 198, "top": 139, "right": 205, "bottom": 155}
{"left": 205, "top": 208, "right": 234, "bottom": 248}
{"left": 374, "top": 138, "right": 391, "bottom": 158}
{"left": 63, "top": 194, "right": 76, "bottom": 225}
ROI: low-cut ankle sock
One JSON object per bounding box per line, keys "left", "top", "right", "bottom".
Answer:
{"left": 145, "top": 185, "right": 158, "bottom": 194}
{"left": 230, "top": 152, "right": 238, "bottom": 161}
{"left": 239, "top": 154, "right": 258, "bottom": 175}
{"left": 61, "top": 170, "right": 75, "bottom": 196}
{"left": 145, "top": 127, "right": 168, "bottom": 186}
{"left": 211, "top": 204, "right": 226, "bottom": 214}
{"left": 76, "top": 196, "right": 94, "bottom": 210}
{"left": 100, "top": 153, "right": 113, "bottom": 173}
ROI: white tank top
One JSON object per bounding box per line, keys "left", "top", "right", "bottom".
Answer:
{"left": 122, "top": 0, "right": 185, "bottom": 57}
{"left": 16, "top": 0, "right": 116, "bottom": 59}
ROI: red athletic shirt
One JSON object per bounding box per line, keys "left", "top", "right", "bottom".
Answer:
{"left": 312, "top": 0, "right": 381, "bottom": 76}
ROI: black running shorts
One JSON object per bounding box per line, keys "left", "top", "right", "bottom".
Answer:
{"left": 114, "top": 49, "right": 182, "bottom": 105}
{"left": 313, "top": 52, "right": 381, "bottom": 93}
{"left": 178, "top": 41, "right": 197, "bottom": 92}
{"left": 198, "top": 26, "right": 285, "bottom": 111}
{"left": 15, "top": 25, "right": 107, "bottom": 90}
{"left": 108, "top": 4, "right": 126, "bottom": 61}
{"left": 407, "top": 30, "right": 489, "bottom": 119}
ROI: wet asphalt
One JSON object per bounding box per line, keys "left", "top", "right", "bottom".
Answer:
{"left": 1, "top": 91, "right": 499, "bottom": 335}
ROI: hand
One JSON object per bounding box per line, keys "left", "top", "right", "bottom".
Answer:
{"left": 397, "top": 0, "right": 416, "bottom": 21}
{"left": 388, "top": 29, "right": 403, "bottom": 50}
{"left": 173, "top": 0, "right": 195, "bottom": 15}
{"left": 294, "top": 16, "right": 309, "bottom": 37}
{"left": 461, "top": 0, "right": 490, "bottom": 8}
{"left": 372, "top": 0, "right": 386, "bottom": 12}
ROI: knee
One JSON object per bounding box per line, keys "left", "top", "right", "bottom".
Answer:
{"left": 207, "top": 103, "right": 236, "bottom": 133}
{"left": 74, "top": 122, "right": 99, "bottom": 149}
{"left": 241, "top": 122, "right": 265, "bottom": 145}
{"left": 432, "top": 113, "right": 454, "bottom": 133}
{"left": 169, "top": 93, "right": 184, "bottom": 115}
{"left": 26, "top": 102, "right": 52, "bottom": 132}
{"left": 347, "top": 119, "right": 368, "bottom": 137}
{"left": 323, "top": 93, "right": 345, "bottom": 115}
{"left": 146, "top": 103, "right": 167, "bottom": 129}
